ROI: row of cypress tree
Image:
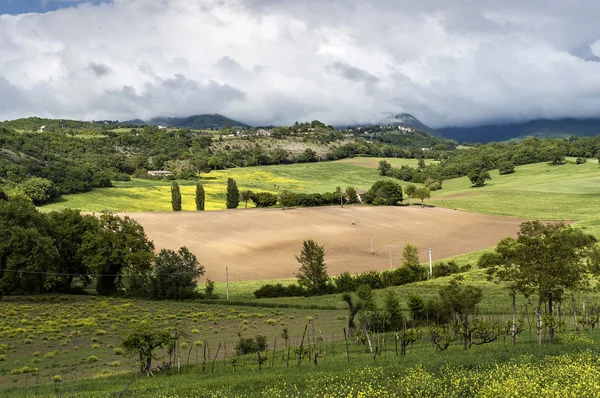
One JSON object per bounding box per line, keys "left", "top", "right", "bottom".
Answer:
{"left": 170, "top": 178, "right": 238, "bottom": 211}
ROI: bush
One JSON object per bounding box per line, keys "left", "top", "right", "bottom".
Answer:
{"left": 353, "top": 270, "right": 385, "bottom": 290}
{"left": 576, "top": 157, "right": 587, "bottom": 164}
{"left": 333, "top": 272, "right": 355, "bottom": 292}
{"left": 252, "top": 192, "right": 278, "bottom": 208}
{"left": 278, "top": 190, "right": 341, "bottom": 207}
{"left": 432, "top": 261, "right": 471, "bottom": 278}
{"left": 253, "top": 283, "right": 307, "bottom": 298}
{"left": 235, "top": 334, "right": 267, "bottom": 355}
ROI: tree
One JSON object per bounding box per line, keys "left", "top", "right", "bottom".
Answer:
{"left": 418, "top": 158, "right": 426, "bottom": 169}
{"left": 498, "top": 161, "right": 515, "bottom": 175}
{"left": 404, "top": 184, "right": 417, "bottom": 204}
{"left": 150, "top": 247, "right": 204, "bottom": 300}
{"left": 297, "top": 148, "right": 318, "bottom": 163}
{"left": 241, "top": 190, "right": 255, "bottom": 209}
{"left": 342, "top": 292, "right": 363, "bottom": 337}
{"left": 80, "top": 213, "right": 155, "bottom": 295}
{"left": 413, "top": 187, "right": 431, "bottom": 207}
{"left": 226, "top": 178, "right": 239, "bottom": 209}
{"left": 171, "top": 181, "right": 182, "bottom": 211}
{"left": 363, "top": 180, "right": 403, "bottom": 206}
{"left": 0, "top": 197, "right": 58, "bottom": 296}
{"left": 424, "top": 178, "right": 442, "bottom": 191}
{"left": 438, "top": 276, "right": 484, "bottom": 349}
{"left": 487, "top": 221, "right": 599, "bottom": 344}
{"left": 345, "top": 186, "right": 359, "bottom": 203}
{"left": 195, "top": 183, "right": 205, "bottom": 211}
{"left": 20, "top": 177, "right": 58, "bottom": 205}
{"left": 468, "top": 169, "right": 491, "bottom": 187}
{"left": 384, "top": 290, "right": 403, "bottom": 331}
{"left": 295, "top": 239, "right": 329, "bottom": 295}
{"left": 378, "top": 160, "right": 392, "bottom": 176}
{"left": 46, "top": 209, "right": 98, "bottom": 293}
{"left": 402, "top": 243, "right": 424, "bottom": 281}
{"left": 120, "top": 321, "right": 177, "bottom": 375}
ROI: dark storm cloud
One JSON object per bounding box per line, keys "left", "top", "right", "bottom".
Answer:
{"left": 89, "top": 62, "right": 111, "bottom": 76}
{"left": 1, "top": 0, "right": 600, "bottom": 127}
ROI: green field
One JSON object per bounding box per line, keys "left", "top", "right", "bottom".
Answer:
{"left": 431, "top": 159, "right": 600, "bottom": 236}
{"left": 41, "top": 160, "right": 407, "bottom": 212}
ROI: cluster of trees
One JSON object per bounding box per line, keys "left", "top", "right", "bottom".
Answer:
{"left": 254, "top": 242, "right": 470, "bottom": 299}
{"left": 377, "top": 136, "right": 600, "bottom": 188}
{"left": 0, "top": 196, "right": 204, "bottom": 299}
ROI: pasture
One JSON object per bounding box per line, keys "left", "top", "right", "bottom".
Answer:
{"left": 41, "top": 160, "right": 405, "bottom": 213}
{"left": 431, "top": 159, "right": 600, "bottom": 234}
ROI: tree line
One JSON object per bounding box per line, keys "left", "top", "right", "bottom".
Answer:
{"left": 0, "top": 195, "right": 205, "bottom": 299}
{"left": 168, "top": 178, "right": 411, "bottom": 211}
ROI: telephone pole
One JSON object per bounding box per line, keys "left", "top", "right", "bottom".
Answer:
{"left": 226, "top": 267, "right": 229, "bottom": 300}
{"left": 428, "top": 248, "right": 433, "bottom": 279}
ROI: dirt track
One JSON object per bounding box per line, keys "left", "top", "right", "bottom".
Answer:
{"left": 120, "top": 206, "right": 527, "bottom": 282}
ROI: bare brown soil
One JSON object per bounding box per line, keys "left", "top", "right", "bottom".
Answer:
{"left": 121, "top": 206, "right": 527, "bottom": 282}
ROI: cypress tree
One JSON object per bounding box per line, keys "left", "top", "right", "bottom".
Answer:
{"left": 171, "top": 181, "right": 182, "bottom": 211}
{"left": 195, "top": 183, "right": 205, "bottom": 211}
{"left": 226, "top": 178, "right": 239, "bottom": 209}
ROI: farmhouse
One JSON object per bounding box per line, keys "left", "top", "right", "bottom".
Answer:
{"left": 257, "top": 129, "right": 271, "bottom": 137}
{"left": 38, "top": 125, "right": 47, "bottom": 132}
{"left": 147, "top": 170, "right": 173, "bottom": 177}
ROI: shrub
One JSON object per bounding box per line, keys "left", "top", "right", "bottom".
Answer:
{"left": 333, "top": 272, "right": 355, "bottom": 292}
{"left": 252, "top": 192, "right": 278, "bottom": 208}
{"left": 253, "top": 283, "right": 307, "bottom": 298}
{"left": 235, "top": 335, "right": 267, "bottom": 355}
{"left": 576, "top": 157, "right": 587, "bottom": 164}
{"left": 87, "top": 355, "right": 99, "bottom": 362}
{"left": 52, "top": 375, "right": 62, "bottom": 383}
{"left": 432, "top": 261, "right": 471, "bottom": 278}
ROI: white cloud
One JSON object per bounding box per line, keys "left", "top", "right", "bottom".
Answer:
{"left": 1, "top": 0, "right": 600, "bottom": 127}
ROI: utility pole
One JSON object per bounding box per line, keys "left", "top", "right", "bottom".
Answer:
{"left": 428, "top": 248, "right": 433, "bottom": 279}
{"left": 389, "top": 243, "right": 393, "bottom": 269}
{"left": 340, "top": 191, "right": 344, "bottom": 207}
{"left": 226, "top": 267, "right": 229, "bottom": 300}
{"left": 370, "top": 231, "right": 374, "bottom": 254}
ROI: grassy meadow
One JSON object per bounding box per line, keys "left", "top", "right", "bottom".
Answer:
{"left": 41, "top": 160, "right": 409, "bottom": 212}
{"left": 10, "top": 156, "right": 600, "bottom": 396}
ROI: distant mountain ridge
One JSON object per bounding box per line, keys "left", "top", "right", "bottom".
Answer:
{"left": 140, "top": 114, "right": 250, "bottom": 130}
{"left": 437, "top": 118, "right": 600, "bottom": 143}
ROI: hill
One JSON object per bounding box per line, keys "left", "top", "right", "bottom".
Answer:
{"left": 145, "top": 113, "right": 250, "bottom": 130}
{"left": 438, "top": 117, "right": 600, "bottom": 143}
{"left": 385, "top": 113, "right": 439, "bottom": 135}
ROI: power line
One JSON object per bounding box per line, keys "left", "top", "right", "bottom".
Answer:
{"left": 0, "top": 268, "right": 198, "bottom": 277}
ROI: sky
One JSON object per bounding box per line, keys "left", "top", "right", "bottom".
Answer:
{"left": 1, "top": 0, "right": 600, "bottom": 127}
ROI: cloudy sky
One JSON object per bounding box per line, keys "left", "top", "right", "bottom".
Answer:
{"left": 1, "top": 0, "right": 600, "bottom": 127}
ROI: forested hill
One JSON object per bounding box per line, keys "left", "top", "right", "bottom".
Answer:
{"left": 0, "top": 120, "right": 453, "bottom": 205}
{"left": 144, "top": 114, "right": 250, "bottom": 129}
{"left": 438, "top": 117, "right": 600, "bottom": 143}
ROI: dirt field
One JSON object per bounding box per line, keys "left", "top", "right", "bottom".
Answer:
{"left": 121, "top": 206, "right": 527, "bottom": 282}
